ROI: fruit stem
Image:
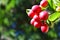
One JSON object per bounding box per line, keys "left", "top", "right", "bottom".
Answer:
{"left": 50, "top": 18, "right": 60, "bottom": 28}
{"left": 26, "top": 9, "right": 31, "bottom": 14}
{"left": 50, "top": 21, "right": 54, "bottom": 28}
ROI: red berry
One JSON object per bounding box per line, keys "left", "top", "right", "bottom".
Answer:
{"left": 30, "top": 19, "right": 35, "bottom": 25}
{"left": 41, "top": 23, "right": 49, "bottom": 33}
{"left": 39, "top": 11, "right": 49, "bottom": 20}
{"left": 40, "top": 0, "right": 48, "bottom": 7}
{"left": 32, "top": 5, "right": 42, "bottom": 15}
{"left": 42, "top": 0, "right": 46, "bottom": 1}
{"left": 28, "top": 10, "right": 35, "bottom": 18}
{"left": 34, "top": 21, "right": 42, "bottom": 28}
{"left": 33, "top": 15, "right": 40, "bottom": 21}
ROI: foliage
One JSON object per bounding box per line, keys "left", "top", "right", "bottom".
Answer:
{"left": 0, "top": 0, "right": 60, "bottom": 40}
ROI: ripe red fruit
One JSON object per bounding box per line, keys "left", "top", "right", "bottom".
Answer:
{"left": 32, "top": 5, "right": 42, "bottom": 15}
{"left": 40, "top": 0, "right": 48, "bottom": 7}
{"left": 41, "top": 23, "right": 49, "bottom": 33}
{"left": 34, "top": 21, "right": 42, "bottom": 28}
{"left": 33, "top": 15, "right": 40, "bottom": 21}
{"left": 30, "top": 19, "right": 35, "bottom": 25}
{"left": 28, "top": 10, "right": 35, "bottom": 18}
{"left": 42, "top": 0, "right": 46, "bottom": 1}
{"left": 39, "top": 11, "right": 49, "bottom": 20}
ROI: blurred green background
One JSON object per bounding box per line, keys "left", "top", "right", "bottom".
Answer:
{"left": 0, "top": 0, "right": 60, "bottom": 40}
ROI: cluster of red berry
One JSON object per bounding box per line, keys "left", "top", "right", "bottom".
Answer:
{"left": 27, "top": 0, "right": 49, "bottom": 33}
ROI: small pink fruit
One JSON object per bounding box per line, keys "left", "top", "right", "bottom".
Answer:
{"left": 30, "top": 19, "right": 35, "bottom": 25}
{"left": 28, "top": 10, "right": 35, "bottom": 18}
{"left": 39, "top": 11, "right": 49, "bottom": 20}
{"left": 40, "top": 0, "right": 48, "bottom": 7}
{"left": 33, "top": 15, "right": 40, "bottom": 21}
{"left": 42, "top": 0, "right": 46, "bottom": 1}
{"left": 34, "top": 21, "right": 42, "bottom": 28}
{"left": 41, "top": 23, "right": 49, "bottom": 33}
{"left": 32, "top": 5, "right": 42, "bottom": 15}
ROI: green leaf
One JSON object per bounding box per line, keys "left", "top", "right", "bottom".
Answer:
{"left": 48, "top": 30, "right": 57, "bottom": 38}
{"left": 53, "top": 0, "right": 60, "bottom": 6}
{"left": 0, "top": 26, "right": 3, "bottom": 32}
{"left": 18, "top": 35, "right": 25, "bottom": 40}
{"left": 0, "top": 0, "right": 8, "bottom": 5}
{"left": 9, "top": 30, "right": 15, "bottom": 37}
{"left": 48, "top": 12, "right": 60, "bottom": 21}
{"left": 4, "top": 31, "right": 10, "bottom": 36}
{"left": 6, "top": 0, "right": 16, "bottom": 11}
{"left": 46, "top": 20, "right": 50, "bottom": 24}
{"left": 48, "top": 0, "right": 53, "bottom": 8}
{"left": 48, "top": 0, "right": 56, "bottom": 10}
{"left": 52, "top": 2, "right": 56, "bottom": 10}
{"left": 30, "top": 34, "right": 41, "bottom": 40}
{"left": 4, "top": 18, "right": 9, "bottom": 26}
